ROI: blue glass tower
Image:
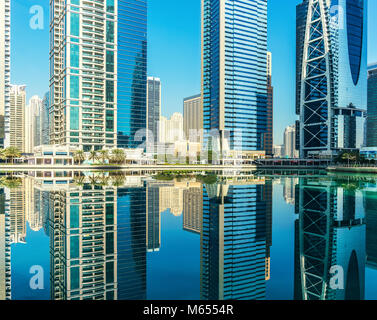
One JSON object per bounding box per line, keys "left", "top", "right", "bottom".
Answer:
{"left": 117, "top": 0, "right": 147, "bottom": 149}
{"left": 366, "top": 64, "right": 377, "bottom": 147}
{"left": 297, "top": 0, "right": 367, "bottom": 158}
{"left": 201, "top": 0, "right": 268, "bottom": 156}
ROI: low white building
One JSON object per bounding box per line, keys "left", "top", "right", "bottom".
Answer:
{"left": 28, "top": 145, "right": 77, "bottom": 165}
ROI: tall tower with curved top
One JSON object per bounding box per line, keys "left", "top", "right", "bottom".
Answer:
{"left": 297, "top": 0, "right": 367, "bottom": 158}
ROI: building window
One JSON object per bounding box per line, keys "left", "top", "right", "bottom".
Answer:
{"left": 106, "top": 21, "right": 114, "bottom": 43}
{"left": 70, "top": 107, "right": 79, "bottom": 131}
{"left": 70, "top": 13, "right": 80, "bottom": 37}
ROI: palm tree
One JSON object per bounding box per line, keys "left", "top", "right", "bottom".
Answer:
{"left": 97, "top": 150, "right": 109, "bottom": 164}
{"left": 73, "top": 150, "right": 85, "bottom": 165}
{"left": 74, "top": 174, "right": 85, "bottom": 187}
{"left": 111, "top": 149, "right": 126, "bottom": 165}
{"left": 0, "top": 177, "right": 22, "bottom": 189}
{"left": 3, "top": 147, "right": 21, "bottom": 165}
{"left": 88, "top": 150, "right": 97, "bottom": 163}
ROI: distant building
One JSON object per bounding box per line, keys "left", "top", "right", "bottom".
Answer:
{"left": 147, "top": 77, "right": 161, "bottom": 145}
{"left": 0, "top": 0, "right": 10, "bottom": 148}
{"left": 159, "top": 113, "right": 184, "bottom": 144}
{"left": 25, "top": 96, "right": 42, "bottom": 153}
{"left": 41, "top": 92, "right": 50, "bottom": 146}
{"left": 284, "top": 125, "right": 299, "bottom": 159}
{"left": 367, "top": 64, "right": 377, "bottom": 147}
{"left": 265, "top": 52, "right": 273, "bottom": 157}
{"left": 183, "top": 94, "right": 202, "bottom": 143}
{"left": 9, "top": 85, "right": 26, "bottom": 153}
{"left": 273, "top": 145, "right": 284, "bottom": 158}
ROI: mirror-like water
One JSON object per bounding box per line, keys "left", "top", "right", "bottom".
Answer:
{"left": 1, "top": 171, "right": 377, "bottom": 300}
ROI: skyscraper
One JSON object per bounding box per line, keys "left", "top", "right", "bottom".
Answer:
{"left": 367, "top": 64, "right": 377, "bottom": 147}
{"left": 284, "top": 125, "right": 299, "bottom": 159}
{"left": 297, "top": 0, "right": 367, "bottom": 158}
{"left": 266, "top": 52, "right": 274, "bottom": 157}
{"left": 201, "top": 0, "right": 268, "bottom": 157}
{"left": 0, "top": 0, "right": 10, "bottom": 149}
{"left": 117, "top": 0, "right": 147, "bottom": 149}
{"left": 147, "top": 77, "right": 161, "bottom": 146}
{"left": 9, "top": 85, "right": 26, "bottom": 152}
{"left": 50, "top": 0, "right": 117, "bottom": 151}
{"left": 41, "top": 92, "right": 50, "bottom": 146}
{"left": 183, "top": 94, "right": 203, "bottom": 143}
{"left": 25, "top": 96, "right": 42, "bottom": 153}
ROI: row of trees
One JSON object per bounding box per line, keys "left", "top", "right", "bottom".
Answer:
{"left": 73, "top": 149, "right": 126, "bottom": 165}
{"left": 0, "top": 147, "right": 22, "bottom": 164}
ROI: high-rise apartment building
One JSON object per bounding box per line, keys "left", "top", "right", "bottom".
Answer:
{"left": 201, "top": 0, "right": 268, "bottom": 157}
{"left": 50, "top": 0, "right": 117, "bottom": 151}
{"left": 147, "top": 77, "right": 161, "bottom": 145}
{"left": 265, "top": 52, "right": 273, "bottom": 157}
{"left": 9, "top": 85, "right": 26, "bottom": 152}
{"left": 297, "top": 0, "right": 367, "bottom": 158}
{"left": 117, "top": 0, "right": 147, "bottom": 149}
{"left": 183, "top": 94, "right": 202, "bottom": 143}
{"left": 25, "top": 96, "right": 42, "bottom": 153}
{"left": 367, "top": 64, "right": 377, "bottom": 147}
{"left": 0, "top": 0, "right": 10, "bottom": 149}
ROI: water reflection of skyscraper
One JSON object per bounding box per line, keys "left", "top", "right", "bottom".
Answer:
{"left": 200, "top": 178, "right": 273, "bottom": 300}
{"left": 294, "top": 178, "right": 366, "bottom": 300}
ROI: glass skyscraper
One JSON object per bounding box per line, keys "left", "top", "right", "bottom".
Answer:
{"left": 146, "top": 77, "right": 161, "bottom": 146}
{"left": 201, "top": 0, "right": 268, "bottom": 157}
{"left": 117, "top": 0, "right": 147, "bottom": 149}
{"left": 50, "top": 0, "right": 117, "bottom": 152}
{"left": 297, "top": 0, "right": 367, "bottom": 158}
{"left": 366, "top": 64, "right": 377, "bottom": 147}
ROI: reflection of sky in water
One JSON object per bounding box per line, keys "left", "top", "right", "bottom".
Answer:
{"left": 11, "top": 224, "right": 50, "bottom": 300}
{"left": 4, "top": 175, "right": 377, "bottom": 300}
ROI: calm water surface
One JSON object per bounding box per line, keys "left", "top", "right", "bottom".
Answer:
{"left": 1, "top": 171, "right": 377, "bottom": 300}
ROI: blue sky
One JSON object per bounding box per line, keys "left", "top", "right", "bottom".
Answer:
{"left": 11, "top": 0, "right": 377, "bottom": 145}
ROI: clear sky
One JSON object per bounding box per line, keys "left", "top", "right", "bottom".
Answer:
{"left": 11, "top": 0, "right": 377, "bottom": 145}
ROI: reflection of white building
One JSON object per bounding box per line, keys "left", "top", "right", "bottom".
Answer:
{"left": 283, "top": 178, "right": 298, "bottom": 205}
{"left": 0, "top": 188, "right": 11, "bottom": 300}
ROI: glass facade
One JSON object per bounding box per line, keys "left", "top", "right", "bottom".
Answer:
{"left": 117, "top": 0, "right": 147, "bottom": 149}
{"left": 202, "top": 0, "right": 268, "bottom": 153}
{"left": 297, "top": 0, "right": 367, "bottom": 158}
{"left": 147, "top": 77, "right": 161, "bottom": 145}
{"left": 367, "top": 65, "right": 377, "bottom": 147}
